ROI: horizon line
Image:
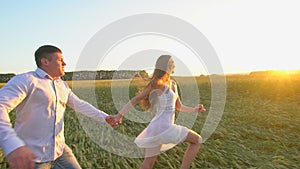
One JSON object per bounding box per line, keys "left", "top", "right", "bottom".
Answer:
{"left": 1, "top": 69, "right": 299, "bottom": 76}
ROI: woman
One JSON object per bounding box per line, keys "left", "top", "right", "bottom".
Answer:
{"left": 115, "top": 55, "right": 206, "bottom": 169}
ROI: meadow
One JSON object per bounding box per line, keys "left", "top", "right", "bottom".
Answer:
{"left": 0, "top": 73, "right": 299, "bottom": 168}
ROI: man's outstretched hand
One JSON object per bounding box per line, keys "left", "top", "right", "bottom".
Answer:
{"left": 105, "top": 115, "right": 119, "bottom": 127}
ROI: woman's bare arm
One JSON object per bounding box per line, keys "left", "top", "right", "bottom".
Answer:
{"left": 175, "top": 96, "right": 206, "bottom": 113}
{"left": 115, "top": 85, "right": 152, "bottom": 122}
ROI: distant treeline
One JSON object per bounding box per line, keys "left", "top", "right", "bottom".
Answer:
{"left": 1, "top": 70, "right": 299, "bottom": 83}
{"left": 62, "top": 70, "right": 149, "bottom": 81}
{"left": 0, "top": 70, "right": 149, "bottom": 83}
{"left": 0, "top": 73, "right": 16, "bottom": 83}
{"left": 249, "top": 70, "right": 300, "bottom": 76}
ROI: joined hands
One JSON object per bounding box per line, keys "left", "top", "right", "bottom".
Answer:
{"left": 105, "top": 114, "right": 123, "bottom": 127}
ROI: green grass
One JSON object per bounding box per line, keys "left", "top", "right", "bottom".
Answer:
{"left": 0, "top": 83, "right": 5, "bottom": 88}
{"left": 1, "top": 74, "right": 300, "bottom": 168}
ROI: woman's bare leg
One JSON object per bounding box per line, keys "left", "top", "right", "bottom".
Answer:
{"left": 180, "top": 130, "right": 202, "bottom": 169}
{"left": 140, "top": 146, "right": 161, "bottom": 169}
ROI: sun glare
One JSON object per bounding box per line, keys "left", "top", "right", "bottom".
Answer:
{"left": 270, "top": 70, "right": 299, "bottom": 77}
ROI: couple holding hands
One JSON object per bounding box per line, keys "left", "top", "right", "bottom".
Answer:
{"left": 0, "top": 45, "right": 205, "bottom": 169}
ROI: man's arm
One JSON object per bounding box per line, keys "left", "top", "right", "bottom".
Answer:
{"left": 0, "top": 75, "right": 27, "bottom": 156}
{"left": 67, "top": 91, "right": 117, "bottom": 126}
{"left": 0, "top": 75, "right": 36, "bottom": 168}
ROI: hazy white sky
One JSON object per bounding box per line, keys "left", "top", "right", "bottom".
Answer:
{"left": 0, "top": 0, "right": 299, "bottom": 75}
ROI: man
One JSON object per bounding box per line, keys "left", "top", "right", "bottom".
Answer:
{"left": 0, "top": 45, "right": 117, "bottom": 169}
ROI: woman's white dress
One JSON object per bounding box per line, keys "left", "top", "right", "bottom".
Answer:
{"left": 134, "top": 81, "right": 189, "bottom": 151}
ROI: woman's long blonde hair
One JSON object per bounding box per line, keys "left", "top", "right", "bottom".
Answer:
{"left": 140, "top": 55, "right": 172, "bottom": 111}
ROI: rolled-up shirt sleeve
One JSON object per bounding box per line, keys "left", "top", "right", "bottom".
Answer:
{"left": 0, "top": 75, "right": 27, "bottom": 156}
{"left": 67, "top": 91, "right": 108, "bottom": 122}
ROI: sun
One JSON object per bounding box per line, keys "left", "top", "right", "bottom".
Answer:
{"left": 270, "top": 70, "right": 299, "bottom": 77}
{"left": 273, "top": 70, "right": 290, "bottom": 76}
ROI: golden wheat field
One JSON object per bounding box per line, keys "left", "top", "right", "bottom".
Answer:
{"left": 0, "top": 73, "right": 299, "bottom": 168}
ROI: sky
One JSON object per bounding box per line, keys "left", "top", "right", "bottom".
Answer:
{"left": 0, "top": 0, "right": 299, "bottom": 76}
